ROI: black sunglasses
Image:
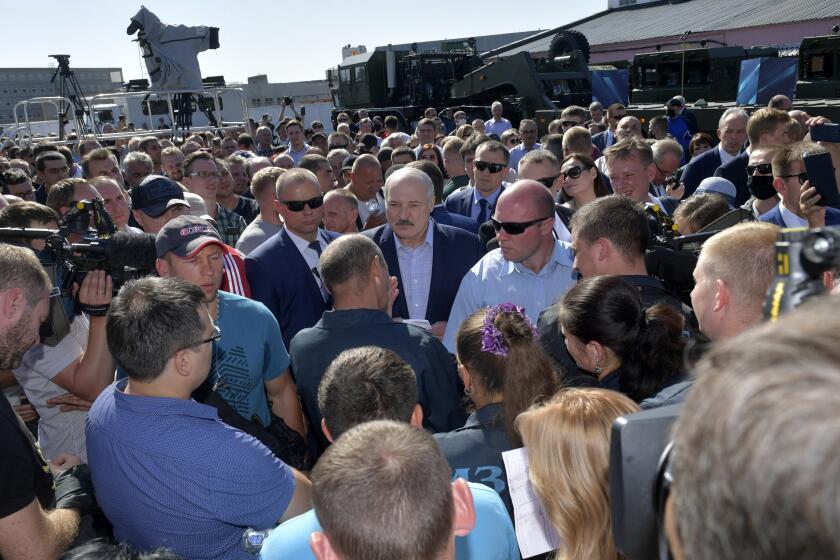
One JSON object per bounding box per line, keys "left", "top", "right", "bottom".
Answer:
{"left": 491, "top": 215, "right": 553, "bottom": 235}
{"left": 475, "top": 160, "right": 506, "bottom": 173}
{"left": 560, "top": 165, "right": 589, "bottom": 180}
{"left": 328, "top": 143, "right": 348, "bottom": 151}
{"left": 536, "top": 174, "right": 562, "bottom": 188}
{"left": 780, "top": 172, "right": 809, "bottom": 185}
{"left": 747, "top": 163, "right": 773, "bottom": 175}
{"left": 278, "top": 195, "right": 324, "bottom": 212}
{"left": 561, "top": 120, "right": 579, "bottom": 128}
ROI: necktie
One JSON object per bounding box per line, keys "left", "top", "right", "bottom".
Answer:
{"left": 308, "top": 240, "right": 329, "bottom": 302}
{"left": 477, "top": 198, "right": 488, "bottom": 224}
{"left": 308, "top": 240, "right": 322, "bottom": 257}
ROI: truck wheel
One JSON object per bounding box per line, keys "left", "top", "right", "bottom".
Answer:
{"left": 548, "top": 30, "right": 590, "bottom": 64}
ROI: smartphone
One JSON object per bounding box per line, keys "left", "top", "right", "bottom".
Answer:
{"left": 803, "top": 151, "right": 840, "bottom": 207}
{"left": 283, "top": 96, "right": 293, "bottom": 105}
{"left": 300, "top": 106, "right": 306, "bottom": 116}
{"left": 810, "top": 123, "right": 840, "bottom": 143}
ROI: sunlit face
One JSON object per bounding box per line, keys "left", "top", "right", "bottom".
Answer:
{"left": 653, "top": 153, "right": 681, "bottom": 185}
{"left": 161, "top": 153, "right": 185, "bottom": 182}
{"left": 38, "top": 158, "right": 70, "bottom": 187}
{"left": 520, "top": 160, "right": 562, "bottom": 199}
{"left": 493, "top": 194, "right": 551, "bottom": 264}
{"left": 764, "top": 123, "right": 791, "bottom": 146}
{"left": 417, "top": 124, "right": 436, "bottom": 145}
{"left": 286, "top": 124, "right": 305, "bottom": 148}
{"left": 419, "top": 148, "right": 440, "bottom": 165}
{"left": 608, "top": 154, "right": 655, "bottom": 203}
{"left": 323, "top": 195, "right": 357, "bottom": 233}
{"left": 96, "top": 180, "right": 130, "bottom": 230}
{"left": 125, "top": 161, "right": 153, "bottom": 188}
{"left": 0, "top": 293, "right": 50, "bottom": 370}
{"left": 560, "top": 158, "right": 597, "bottom": 200}
{"left": 8, "top": 178, "right": 36, "bottom": 201}
{"left": 183, "top": 158, "right": 219, "bottom": 202}
{"left": 350, "top": 164, "right": 384, "bottom": 201}
{"left": 314, "top": 162, "right": 337, "bottom": 194}
{"left": 160, "top": 244, "right": 225, "bottom": 300}
{"left": 275, "top": 179, "right": 324, "bottom": 237}
{"left": 519, "top": 122, "right": 538, "bottom": 147}
{"left": 134, "top": 204, "right": 187, "bottom": 235}
{"left": 472, "top": 146, "right": 508, "bottom": 195}
{"left": 718, "top": 116, "right": 747, "bottom": 155}
{"left": 218, "top": 166, "right": 234, "bottom": 198}
{"left": 256, "top": 128, "right": 273, "bottom": 146}
{"left": 87, "top": 156, "right": 124, "bottom": 186}
{"left": 144, "top": 140, "right": 162, "bottom": 164}
{"left": 570, "top": 233, "right": 600, "bottom": 278}
{"left": 386, "top": 179, "right": 434, "bottom": 245}
{"left": 220, "top": 138, "right": 238, "bottom": 157}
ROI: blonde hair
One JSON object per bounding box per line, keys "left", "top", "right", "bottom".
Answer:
{"left": 516, "top": 388, "right": 639, "bottom": 560}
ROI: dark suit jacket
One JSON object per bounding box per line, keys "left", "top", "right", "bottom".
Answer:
{"left": 245, "top": 228, "right": 341, "bottom": 349}
{"left": 592, "top": 129, "right": 614, "bottom": 152}
{"left": 431, "top": 205, "right": 479, "bottom": 234}
{"left": 444, "top": 185, "right": 505, "bottom": 220}
{"left": 758, "top": 205, "right": 840, "bottom": 227}
{"left": 681, "top": 145, "right": 724, "bottom": 197}
{"left": 714, "top": 151, "right": 750, "bottom": 206}
{"left": 364, "top": 221, "right": 481, "bottom": 323}
{"left": 681, "top": 108, "right": 699, "bottom": 135}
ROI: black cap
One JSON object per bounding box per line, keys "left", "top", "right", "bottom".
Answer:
{"left": 131, "top": 175, "right": 189, "bottom": 218}
{"left": 342, "top": 155, "right": 358, "bottom": 171}
{"left": 155, "top": 215, "right": 224, "bottom": 258}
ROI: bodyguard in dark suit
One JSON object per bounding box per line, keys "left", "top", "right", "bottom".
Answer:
{"left": 444, "top": 140, "right": 509, "bottom": 225}
{"left": 714, "top": 152, "right": 750, "bottom": 206}
{"left": 681, "top": 108, "right": 749, "bottom": 197}
{"left": 366, "top": 167, "right": 482, "bottom": 337}
{"left": 591, "top": 103, "right": 626, "bottom": 152}
{"left": 246, "top": 168, "right": 341, "bottom": 349}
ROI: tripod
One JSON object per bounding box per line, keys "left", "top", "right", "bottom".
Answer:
{"left": 49, "top": 54, "right": 99, "bottom": 140}
{"left": 171, "top": 92, "right": 220, "bottom": 135}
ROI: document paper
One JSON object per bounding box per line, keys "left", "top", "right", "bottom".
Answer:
{"left": 502, "top": 447, "right": 562, "bottom": 558}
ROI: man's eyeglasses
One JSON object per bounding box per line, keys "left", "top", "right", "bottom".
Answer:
{"left": 178, "top": 325, "right": 221, "bottom": 354}
{"left": 779, "top": 172, "right": 809, "bottom": 185}
{"left": 15, "top": 188, "right": 36, "bottom": 200}
{"left": 491, "top": 215, "right": 553, "bottom": 235}
{"left": 560, "top": 165, "right": 589, "bottom": 181}
{"left": 188, "top": 171, "right": 222, "bottom": 179}
{"left": 747, "top": 163, "right": 773, "bottom": 175}
{"left": 536, "top": 174, "right": 562, "bottom": 189}
{"left": 475, "top": 160, "right": 506, "bottom": 173}
{"left": 328, "top": 144, "right": 348, "bottom": 151}
{"left": 278, "top": 195, "right": 324, "bottom": 212}
{"left": 560, "top": 120, "right": 580, "bottom": 128}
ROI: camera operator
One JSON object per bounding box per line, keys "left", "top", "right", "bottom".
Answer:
{"left": 0, "top": 245, "right": 86, "bottom": 559}
{"left": 666, "top": 297, "right": 840, "bottom": 560}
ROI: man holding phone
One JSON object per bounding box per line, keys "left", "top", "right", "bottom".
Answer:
{"left": 760, "top": 142, "right": 840, "bottom": 227}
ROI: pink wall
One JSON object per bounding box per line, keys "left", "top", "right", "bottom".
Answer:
{"left": 588, "top": 19, "right": 840, "bottom": 63}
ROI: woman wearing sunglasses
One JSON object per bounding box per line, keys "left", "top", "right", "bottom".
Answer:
{"left": 558, "top": 154, "right": 610, "bottom": 214}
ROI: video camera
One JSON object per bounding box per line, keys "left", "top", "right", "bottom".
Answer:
{"left": 611, "top": 225, "right": 840, "bottom": 559}
{"left": 0, "top": 199, "right": 157, "bottom": 345}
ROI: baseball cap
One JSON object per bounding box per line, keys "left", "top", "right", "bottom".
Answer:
{"left": 696, "top": 176, "right": 737, "bottom": 208}
{"left": 155, "top": 215, "right": 224, "bottom": 258}
{"left": 342, "top": 155, "right": 358, "bottom": 171}
{"left": 131, "top": 175, "right": 189, "bottom": 218}
{"left": 667, "top": 97, "right": 683, "bottom": 107}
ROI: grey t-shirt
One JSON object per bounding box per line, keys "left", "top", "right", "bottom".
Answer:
{"left": 235, "top": 218, "right": 283, "bottom": 255}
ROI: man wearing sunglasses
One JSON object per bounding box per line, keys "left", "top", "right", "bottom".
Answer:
{"left": 592, "top": 103, "right": 627, "bottom": 152}
{"left": 444, "top": 141, "right": 510, "bottom": 226}
{"left": 759, "top": 142, "right": 840, "bottom": 228}
{"left": 443, "top": 180, "right": 576, "bottom": 353}
{"left": 738, "top": 144, "right": 782, "bottom": 219}
{"left": 365, "top": 167, "right": 481, "bottom": 339}
{"left": 86, "top": 276, "right": 312, "bottom": 560}
{"left": 247, "top": 168, "right": 341, "bottom": 350}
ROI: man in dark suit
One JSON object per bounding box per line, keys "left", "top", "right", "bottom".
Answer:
{"left": 408, "top": 160, "right": 478, "bottom": 234}
{"left": 445, "top": 140, "right": 509, "bottom": 225}
{"left": 759, "top": 142, "right": 840, "bottom": 227}
{"left": 246, "top": 168, "right": 340, "bottom": 349}
{"left": 681, "top": 108, "right": 749, "bottom": 197}
{"left": 715, "top": 107, "right": 793, "bottom": 207}
{"left": 366, "top": 167, "right": 482, "bottom": 339}
{"left": 592, "top": 103, "right": 627, "bottom": 152}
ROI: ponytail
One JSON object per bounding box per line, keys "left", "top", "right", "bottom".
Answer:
{"left": 621, "top": 303, "right": 686, "bottom": 402}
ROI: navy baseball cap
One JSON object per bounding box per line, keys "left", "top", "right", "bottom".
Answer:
{"left": 155, "top": 215, "right": 224, "bottom": 258}
{"left": 131, "top": 175, "right": 189, "bottom": 218}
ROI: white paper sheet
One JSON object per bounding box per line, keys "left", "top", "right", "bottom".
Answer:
{"left": 502, "top": 447, "right": 562, "bottom": 558}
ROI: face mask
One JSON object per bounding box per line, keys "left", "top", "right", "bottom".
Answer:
{"left": 747, "top": 174, "right": 777, "bottom": 200}
{"left": 456, "top": 118, "right": 466, "bottom": 126}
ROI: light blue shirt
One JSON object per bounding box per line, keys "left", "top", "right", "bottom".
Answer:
{"left": 258, "top": 482, "right": 521, "bottom": 560}
{"left": 508, "top": 142, "right": 541, "bottom": 172}
{"left": 470, "top": 185, "right": 504, "bottom": 222}
{"left": 395, "top": 219, "right": 435, "bottom": 320}
{"left": 443, "top": 241, "right": 577, "bottom": 352}
{"left": 287, "top": 143, "right": 311, "bottom": 165}
{"left": 484, "top": 117, "right": 513, "bottom": 137}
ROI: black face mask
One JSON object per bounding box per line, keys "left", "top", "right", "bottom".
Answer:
{"left": 666, "top": 107, "right": 677, "bottom": 118}
{"left": 747, "top": 174, "right": 777, "bottom": 200}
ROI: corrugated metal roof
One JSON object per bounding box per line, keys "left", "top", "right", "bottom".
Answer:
{"left": 497, "top": 0, "right": 840, "bottom": 56}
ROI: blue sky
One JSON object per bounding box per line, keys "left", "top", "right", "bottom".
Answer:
{"left": 4, "top": 1, "right": 602, "bottom": 83}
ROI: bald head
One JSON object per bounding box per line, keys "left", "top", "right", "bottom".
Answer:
{"left": 351, "top": 153, "right": 380, "bottom": 173}
{"left": 497, "top": 179, "right": 555, "bottom": 218}
{"left": 616, "top": 116, "right": 643, "bottom": 141}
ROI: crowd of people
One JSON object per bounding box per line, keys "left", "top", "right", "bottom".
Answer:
{"left": 2, "top": 92, "right": 840, "bottom": 560}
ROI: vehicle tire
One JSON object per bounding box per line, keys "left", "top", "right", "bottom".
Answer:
{"left": 548, "top": 30, "right": 590, "bottom": 63}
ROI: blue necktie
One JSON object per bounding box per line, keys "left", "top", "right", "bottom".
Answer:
{"left": 477, "top": 198, "right": 488, "bottom": 224}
